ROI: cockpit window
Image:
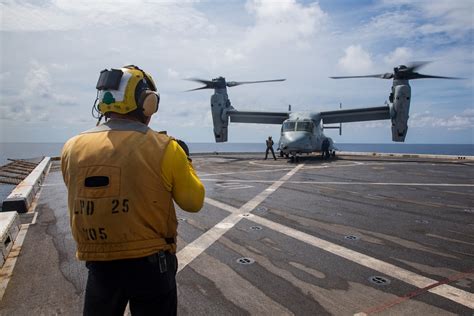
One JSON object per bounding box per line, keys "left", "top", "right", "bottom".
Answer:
{"left": 296, "top": 121, "right": 313, "bottom": 132}
{"left": 282, "top": 121, "right": 296, "bottom": 132}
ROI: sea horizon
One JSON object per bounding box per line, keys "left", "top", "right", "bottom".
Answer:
{"left": 1, "top": 142, "right": 473, "bottom": 167}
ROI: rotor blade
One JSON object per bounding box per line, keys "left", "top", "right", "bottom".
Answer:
{"left": 227, "top": 79, "right": 286, "bottom": 87}
{"left": 185, "top": 78, "right": 214, "bottom": 86}
{"left": 410, "top": 73, "right": 463, "bottom": 80}
{"left": 185, "top": 86, "right": 214, "bottom": 92}
{"left": 184, "top": 78, "right": 217, "bottom": 91}
{"left": 330, "top": 73, "right": 392, "bottom": 79}
{"left": 406, "top": 61, "right": 431, "bottom": 72}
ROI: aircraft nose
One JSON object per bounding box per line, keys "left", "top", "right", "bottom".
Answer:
{"left": 281, "top": 133, "right": 310, "bottom": 150}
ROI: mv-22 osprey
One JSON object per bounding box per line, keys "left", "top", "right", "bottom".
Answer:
{"left": 188, "top": 62, "right": 459, "bottom": 160}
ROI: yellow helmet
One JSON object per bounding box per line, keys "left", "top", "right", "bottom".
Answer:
{"left": 96, "top": 65, "right": 159, "bottom": 116}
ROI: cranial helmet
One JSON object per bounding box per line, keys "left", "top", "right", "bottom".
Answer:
{"left": 96, "top": 65, "right": 160, "bottom": 117}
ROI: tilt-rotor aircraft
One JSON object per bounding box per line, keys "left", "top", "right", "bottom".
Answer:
{"left": 187, "top": 62, "right": 459, "bottom": 161}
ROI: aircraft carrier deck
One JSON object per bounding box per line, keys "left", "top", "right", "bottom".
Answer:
{"left": 0, "top": 153, "right": 473, "bottom": 315}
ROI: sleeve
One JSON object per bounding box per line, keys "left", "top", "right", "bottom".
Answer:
{"left": 161, "top": 140, "right": 205, "bottom": 212}
{"left": 60, "top": 138, "right": 73, "bottom": 187}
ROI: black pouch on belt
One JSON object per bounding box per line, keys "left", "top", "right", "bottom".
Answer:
{"left": 147, "top": 251, "right": 168, "bottom": 273}
{"left": 158, "top": 251, "right": 168, "bottom": 273}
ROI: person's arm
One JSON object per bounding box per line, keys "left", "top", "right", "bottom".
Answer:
{"left": 161, "top": 140, "right": 205, "bottom": 212}
{"left": 60, "top": 138, "right": 74, "bottom": 187}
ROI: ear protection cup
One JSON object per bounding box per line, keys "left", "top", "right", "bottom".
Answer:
{"left": 138, "top": 90, "right": 160, "bottom": 116}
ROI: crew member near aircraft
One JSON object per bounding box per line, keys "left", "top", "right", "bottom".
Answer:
{"left": 61, "top": 65, "right": 205, "bottom": 316}
{"left": 265, "top": 136, "right": 277, "bottom": 160}
{"left": 321, "top": 138, "right": 330, "bottom": 159}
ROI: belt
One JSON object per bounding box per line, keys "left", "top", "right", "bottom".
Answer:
{"left": 164, "top": 237, "right": 175, "bottom": 245}
{"left": 146, "top": 250, "right": 177, "bottom": 273}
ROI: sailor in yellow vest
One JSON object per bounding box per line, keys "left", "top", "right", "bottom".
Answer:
{"left": 61, "top": 65, "right": 205, "bottom": 316}
{"left": 265, "top": 136, "right": 277, "bottom": 160}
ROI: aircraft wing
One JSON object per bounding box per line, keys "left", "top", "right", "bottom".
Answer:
{"left": 320, "top": 106, "right": 390, "bottom": 124}
{"left": 227, "top": 110, "right": 289, "bottom": 124}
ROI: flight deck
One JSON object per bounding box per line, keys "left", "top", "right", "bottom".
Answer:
{"left": 0, "top": 153, "right": 473, "bottom": 315}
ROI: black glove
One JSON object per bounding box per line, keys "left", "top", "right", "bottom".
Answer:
{"left": 176, "top": 139, "right": 190, "bottom": 157}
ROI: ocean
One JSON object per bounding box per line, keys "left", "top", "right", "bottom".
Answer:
{"left": 1, "top": 142, "right": 473, "bottom": 207}
{"left": 1, "top": 142, "right": 473, "bottom": 166}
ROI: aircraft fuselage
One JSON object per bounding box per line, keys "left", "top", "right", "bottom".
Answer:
{"left": 278, "top": 112, "right": 334, "bottom": 157}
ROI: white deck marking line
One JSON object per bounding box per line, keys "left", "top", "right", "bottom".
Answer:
{"left": 204, "top": 197, "right": 474, "bottom": 309}
{"left": 215, "top": 183, "right": 254, "bottom": 190}
{"left": 204, "top": 198, "right": 239, "bottom": 214}
{"left": 199, "top": 167, "right": 293, "bottom": 177}
{"left": 249, "top": 161, "right": 294, "bottom": 168}
{"left": 31, "top": 212, "right": 39, "bottom": 225}
{"left": 201, "top": 161, "right": 366, "bottom": 177}
{"left": 177, "top": 164, "right": 304, "bottom": 272}
{"left": 201, "top": 160, "right": 423, "bottom": 178}
{"left": 201, "top": 179, "right": 474, "bottom": 187}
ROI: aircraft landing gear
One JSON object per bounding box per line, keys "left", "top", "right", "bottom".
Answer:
{"left": 289, "top": 155, "right": 299, "bottom": 163}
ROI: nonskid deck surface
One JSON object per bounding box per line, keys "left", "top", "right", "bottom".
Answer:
{"left": 0, "top": 154, "right": 473, "bottom": 315}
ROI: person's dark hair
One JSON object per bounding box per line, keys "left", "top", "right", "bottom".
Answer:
{"left": 128, "top": 108, "right": 148, "bottom": 123}
{"left": 104, "top": 108, "right": 147, "bottom": 123}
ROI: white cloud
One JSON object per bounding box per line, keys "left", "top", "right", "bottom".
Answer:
{"left": 361, "top": 11, "right": 415, "bottom": 39}
{"left": 411, "top": 109, "right": 474, "bottom": 131}
{"left": 243, "top": 0, "right": 327, "bottom": 50}
{"left": 224, "top": 49, "right": 245, "bottom": 62}
{"left": 246, "top": 0, "right": 326, "bottom": 36}
{"left": 0, "top": 61, "right": 78, "bottom": 121}
{"left": 352, "top": 121, "right": 386, "bottom": 128}
{"left": 337, "top": 45, "right": 374, "bottom": 74}
{"left": 23, "top": 61, "right": 76, "bottom": 105}
{"left": 0, "top": 0, "right": 213, "bottom": 33}
{"left": 167, "top": 68, "right": 180, "bottom": 79}
{"left": 378, "top": 0, "right": 473, "bottom": 40}
{"left": 50, "top": 63, "right": 69, "bottom": 71}
{"left": 24, "top": 62, "right": 52, "bottom": 97}
{"left": 0, "top": 2, "right": 77, "bottom": 31}
{"left": 0, "top": 72, "right": 11, "bottom": 82}
{"left": 384, "top": 47, "right": 413, "bottom": 66}
{"left": 413, "top": 0, "right": 474, "bottom": 37}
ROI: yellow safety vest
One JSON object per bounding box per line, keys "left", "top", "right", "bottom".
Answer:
{"left": 61, "top": 119, "right": 201, "bottom": 261}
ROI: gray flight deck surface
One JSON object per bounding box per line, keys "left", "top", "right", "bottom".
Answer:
{"left": 0, "top": 153, "right": 473, "bottom": 315}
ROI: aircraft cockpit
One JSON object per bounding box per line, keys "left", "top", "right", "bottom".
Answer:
{"left": 282, "top": 120, "right": 314, "bottom": 133}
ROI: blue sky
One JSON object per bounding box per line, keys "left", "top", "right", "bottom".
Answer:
{"left": 0, "top": 0, "right": 473, "bottom": 144}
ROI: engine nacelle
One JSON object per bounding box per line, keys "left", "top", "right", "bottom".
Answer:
{"left": 211, "top": 93, "right": 230, "bottom": 142}
{"left": 390, "top": 84, "right": 411, "bottom": 142}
